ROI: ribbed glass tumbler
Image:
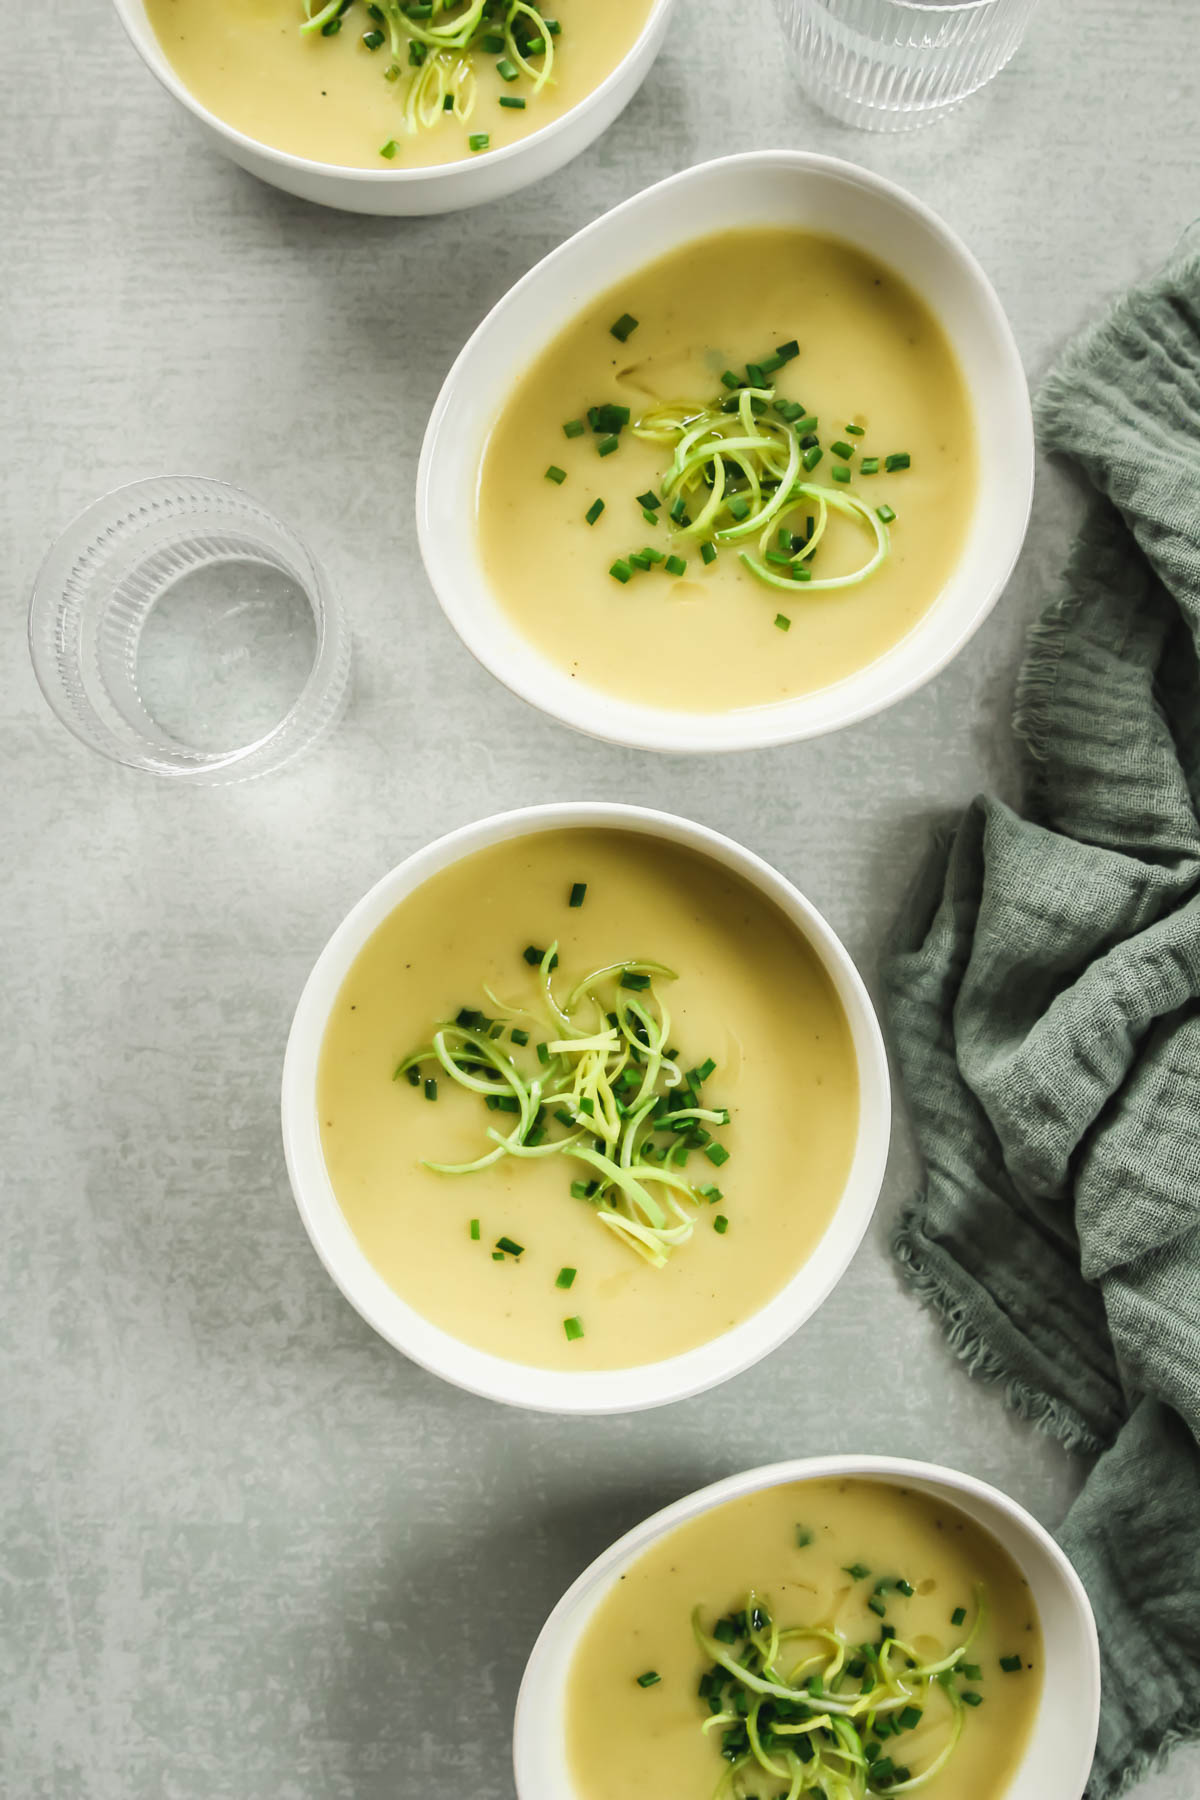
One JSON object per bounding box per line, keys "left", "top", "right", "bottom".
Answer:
{"left": 29, "top": 477, "right": 351, "bottom": 783}
{"left": 775, "top": 0, "right": 1042, "bottom": 130}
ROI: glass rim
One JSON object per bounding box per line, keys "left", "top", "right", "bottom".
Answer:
{"left": 816, "top": 0, "right": 1019, "bottom": 11}
{"left": 27, "top": 473, "right": 348, "bottom": 779}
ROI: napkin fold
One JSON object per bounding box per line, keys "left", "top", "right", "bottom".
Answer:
{"left": 884, "top": 233, "right": 1200, "bottom": 1797}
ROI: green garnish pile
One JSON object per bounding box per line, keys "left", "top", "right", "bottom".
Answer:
{"left": 394, "top": 898, "right": 732, "bottom": 1270}
{"left": 552, "top": 320, "right": 915, "bottom": 623}
{"left": 299, "top": 0, "right": 559, "bottom": 154}
{"left": 689, "top": 1578, "right": 1002, "bottom": 1798}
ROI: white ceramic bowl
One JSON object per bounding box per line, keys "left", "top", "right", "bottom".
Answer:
{"left": 514, "top": 1456, "right": 1101, "bottom": 1799}
{"left": 281, "top": 802, "right": 890, "bottom": 1412}
{"left": 110, "top": 0, "right": 674, "bottom": 215}
{"left": 418, "top": 150, "right": 1034, "bottom": 750}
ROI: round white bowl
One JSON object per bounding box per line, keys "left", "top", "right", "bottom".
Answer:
{"left": 281, "top": 802, "right": 890, "bottom": 1413}
{"left": 110, "top": 0, "right": 674, "bottom": 215}
{"left": 418, "top": 150, "right": 1034, "bottom": 750}
{"left": 514, "top": 1456, "right": 1101, "bottom": 1800}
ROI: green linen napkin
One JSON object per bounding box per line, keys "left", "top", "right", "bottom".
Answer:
{"left": 884, "top": 233, "right": 1200, "bottom": 1798}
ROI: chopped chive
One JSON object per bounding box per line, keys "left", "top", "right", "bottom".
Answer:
{"left": 644, "top": 546, "right": 665, "bottom": 563}
{"left": 726, "top": 496, "right": 751, "bottom": 522}
{"left": 563, "top": 418, "right": 585, "bottom": 439}
{"left": 774, "top": 613, "right": 791, "bottom": 631}
{"left": 868, "top": 1595, "right": 887, "bottom": 1618}
{"left": 885, "top": 452, "right": 912, "bottom": 471}
{"left": 794, "top": 415, "right": 818, "bottom": 435}
{"left": 636, "top": 489, "right": 660, "bottom": 511}
{"left": 379, "top": 139, "right": 398, "bottom": 159}
{"left": 363, "top": 27, "right": 385, "bottom": 47}
{"left": 845, "top": 422, "right": 865, "bottom": 435}
{"left": 641, "top": 509, "right": 658, "bottom": 527}
{"left": 1000, "top": 1656, "right": 1023, "bottom": 1673}
{"left": 898, "top": 1705, "right": 923, "bottom": 1730}
{"left": 544, "top": 465, "right": 567, "bottom": 484}
{"left": 844, "top": 1564, "right": 871, "bottom": 1582}
{"left": 960, "top": 1663, "right": 983, "bottom": 1681}
{"left": 831, "top": 464, "right": 851, "bottom": 484}
{"left": 555, "top": 1266, "right": 576, "bottom": 1289}
{"left": 877, "top": 504, "right": 897, "bottom": 524}
{"left": 775, "top": 339, "right": 800, "bottom": 361}
{"left": 713, "top": 1619, "right": 739, "bottom": 1645}
{"left": 537, "top": 1041, "right": 551, "bottom": 1066}
{"left": 796, "top": 1527, "right": 814, "bottom": 1548}
{"left": 510, "top": 1028, "right": 530, "bottom": 1046}
{"left": 698, "top": 1183, "right": 722, "bottom": 1202}
{"left": 713, "top": 1214, "right": 729, "bottom": 1234}
{"left": 962, "top": 1691, "right": 984, "bottom": 1707}
{"left": 620, "top": 970, "right": 651, "bottom": 990}
{"left": 491, "top": 1250, "right": 504, "bottom": 1261}
{"left": 664, "top": 554, "right": 687, "bottom": 577}
{"left": 499, "top": 94, "right": 526, "bottom": 109}
{"left": 700, "top": 541, "right": 718, "bottom": 566}
{"left": 443, "top": 92, "right": 454, "bottom": 110}
{"left": 896, "top": 1579, "right": 914, "bottom": 1597}
{"left": 860, "top": 456, "right": 880, "bottom": 474}
{"left": 746, "top": 361, "right": 767, "bottom": 386}
{"left": 669, "top": 495, "right": 688, "bottom": 523}
{"left": 469, "top": 1218, "right": 480, "bottom": 1240}
{"left": 704, "top": 1142, "right": 730, "bottom": 1167}
{"left": 721, "top": 370, "right": 742, "bottom": 390}
{"left": 610, "top": 313, "right": 639, "bottom": 343}
{"left": 563, "top": 1315, "right": 584, "bottom": 1341}
{"left": 495, "top": 56, "right": 518, "bottom": 79}
{"left": 951, "top": 1607, "right": 967, "bottom": 1626}
{"left": 424, "top": 1077, "right": 438, "bottom": 1101}
{"left": 585, "top": 498, "right": 605, "bottom": 525}
{"left": 831, "top": 440, "right": 854, "bottom": 460}
{"left": 496, "top": 1236, "right": 524, "bottom": 1258}
{"left": 609, "top": 559, "right": 632, "bottom": 584}
{"left": 597, "top": 434, "right": 620, "bottom": 458}
{"left": 635, "top": 1669, "right": 660, "bottom": 1688}
{"left": 569, "top": 882, "right": 587, "bottom": 907}
{"left": 479, "top": 29, "right": 504, "bottom": 47}
{"left": 468, "top": 133, "right": 489, "bottom": 152}
{"left": 802, "top": 444, "right": 823, "bottom": 471}
{"left": 765, "top": 551, "right": 795, "bottom": 568}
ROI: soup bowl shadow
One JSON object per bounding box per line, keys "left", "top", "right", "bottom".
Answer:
{"left": 514, "top": 1456, "right": 1101, "bottom": 1800}
{"left": 281, "top": 801, "right": 891, "bottom": 1415}
{"left": 109, "top": 0, "right": 676, "bottom": 215}
{"left": 417, "top": 149, "right": 1034, "bottom": 752}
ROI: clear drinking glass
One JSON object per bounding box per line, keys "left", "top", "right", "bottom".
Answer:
{"left": 28, "top": 477, "right": 351, "bottom": 783}
{"left": 774, "top": 0, "right": 1042, "bottom": 130}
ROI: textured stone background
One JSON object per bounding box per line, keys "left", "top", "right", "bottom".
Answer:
{"left": 4, "top": 1, "right": 1199, "bottom": 1795}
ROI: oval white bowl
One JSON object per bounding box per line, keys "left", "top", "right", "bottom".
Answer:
{"left": 110, "top": 0, "right": 674, "bottom": 215}
{"left": 418, "top": 150, "right": 1034, "bottom": 750}
{"left": 281, "top": 802, "right": 890, "bottom": 1413}
{"left": 514, "top": 1456, "right": 1101, "bottom": 1799}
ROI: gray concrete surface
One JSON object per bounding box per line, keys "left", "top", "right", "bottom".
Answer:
{"left": 3, "top": 1, "right": 1198, "bottom": 1795}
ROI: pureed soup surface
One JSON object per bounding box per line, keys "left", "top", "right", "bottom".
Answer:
{"left": 567, "top": 1478, "right": 1043, "bottom": 1800}
{"left": 317, "top": 830, "right": 859, "bottom": 1370}
{"left": 477, "top": 229, "right": 977, "bottom": 712}
{"left": 144, "top": 0, "right": 653, "bottom": 170}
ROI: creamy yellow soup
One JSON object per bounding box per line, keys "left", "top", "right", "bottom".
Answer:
{"left": 478, "top": 230, "right": 977, "bottom": 713}
{"left": 568, "top": 1479, "right": 1043, "bottom": 1800}
{"left": 317, "top": 830, "right": 859, "bottom": 1370}
{"left": 145, "top": 0, "right": 653, "bottom": 169}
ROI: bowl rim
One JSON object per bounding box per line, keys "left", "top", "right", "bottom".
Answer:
{"left": 416, "top": 148, "right": 1034, "bottom": 753}
{"left": 280, "top": 801, "right": 891, "bottom": 1413}
{"left": 109, "top": 0, "right": 675, "bottom": 185}
{"left": 513, "top": 1453, "right": 1102, "bottom": 1799}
